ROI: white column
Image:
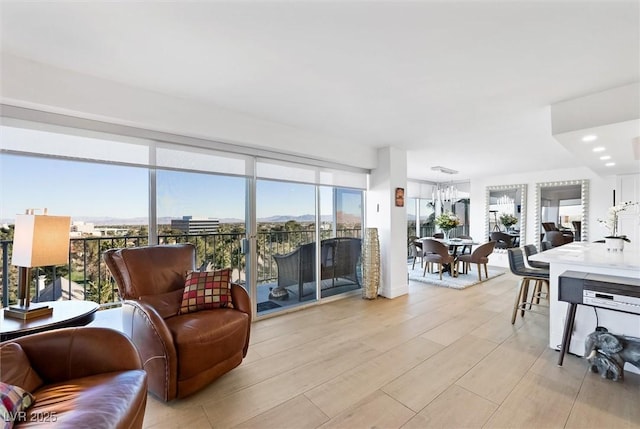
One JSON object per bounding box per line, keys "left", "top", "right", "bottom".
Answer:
{"left": 367, "top": 146, "right": 408, "bottom": 298}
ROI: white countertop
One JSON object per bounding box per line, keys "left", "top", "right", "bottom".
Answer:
{"left": 530, "top": 241, "right": 640, "bottom": 272}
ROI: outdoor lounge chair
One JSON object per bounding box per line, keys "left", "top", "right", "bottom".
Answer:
{"left": 273, "top": 237, "right": 361, "bottom": 301}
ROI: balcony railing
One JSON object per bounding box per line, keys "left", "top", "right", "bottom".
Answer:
{"left": 0, "top": 228, "right": 361, "bottom": 308}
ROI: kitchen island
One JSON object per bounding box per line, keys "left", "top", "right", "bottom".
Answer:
{"left": 530, "top": 241, "right": 640, "bottom": 373}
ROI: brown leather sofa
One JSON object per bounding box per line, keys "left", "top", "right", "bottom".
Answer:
{"left": 0, "top": 327, "right": 147, "bottom": 428}
{"left": 104, "top": 244, "right": 252, "bottom": 402}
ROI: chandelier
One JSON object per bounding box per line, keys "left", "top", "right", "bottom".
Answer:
{"left": 430, "top": 166, "right": 459, "bottom": 204}
{"left": 496, "top": 194, "right": 515, "bottom": 214}
{"left": 496, "top": 194, "right": 515, "bottom": 206}
{"left": 432, "top": 182, "right": 459, "bottom": 204}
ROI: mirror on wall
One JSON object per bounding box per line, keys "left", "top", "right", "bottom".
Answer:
{"left": 485, "top": 184, "right": 527, "bottom": 251}
{"left": 534, "top": 180, "right": 589, "bottom": 248}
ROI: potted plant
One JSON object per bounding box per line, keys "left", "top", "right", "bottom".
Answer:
{"left": 499, "top": 213, "right": 518, "bottom": 231}
{"left": 435, "top": 212, "right": 461, "bottom": 239}
{"left": 598, "top": 201, "right": 638, "bottom": 251}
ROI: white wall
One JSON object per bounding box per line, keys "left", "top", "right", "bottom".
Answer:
{"left": 471, "top": 166, "right": 616, "bottom": 266}
{"left": 0, "top": 53, "right": 377, "bottom": 170}
{"left": 367, "top": 146, "right": 409, "bottom": 298}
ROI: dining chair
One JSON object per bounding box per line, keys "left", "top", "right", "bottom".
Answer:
{"left": 545, "top": 230, "right": 571, "bottom": 247}
{"left": 542, "top": 222, "right": 574, "bottom": 243}
{"left": 490, "top": 231, "right": 514, "bottom": 249}
{"left": 408, "top": 236, "right": 423, "bottom": 269}
{"left": 457, "top": 241, "right": 496, "bottom": 281}
{"left": 421, "top": 239, "right": 455, "bottom": 279}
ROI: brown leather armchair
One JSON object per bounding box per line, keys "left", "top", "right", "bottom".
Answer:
{"left": 104, "top": 244, "right": 251, "bottom": 402}
{"left": 1, "top": 327, "right": 147, "bottom": 428}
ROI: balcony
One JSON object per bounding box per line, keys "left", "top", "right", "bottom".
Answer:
{"left": 0, "top": 228, "right": 362, "bottom": 314}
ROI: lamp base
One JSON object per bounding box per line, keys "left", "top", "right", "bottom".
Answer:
{"left": 4, "top": 303, "right": 53, "bottom": 320}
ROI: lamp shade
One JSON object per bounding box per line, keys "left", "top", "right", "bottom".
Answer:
{"left": 11, "top": 213, "right": 71, "bottom": 267}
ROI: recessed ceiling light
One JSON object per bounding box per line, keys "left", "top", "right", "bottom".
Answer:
{"left": 599, "top": 155, "right": 611, "bottom": 160}
{"left": 605, "top": 162, "right": 616, "bottom": 167}
{"left": 582, "top": 135, "right": 598, "bottom": 142}
{"left": 593, "top": 147, "right": 606, "bottom": 152}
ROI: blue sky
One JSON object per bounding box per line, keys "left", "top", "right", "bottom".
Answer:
{"left": 0, "top": 123, "right": 361, "bottom": 223}
{"left": 1, "top": 154, "right": 149, "bottom": 220}
{"left": 1, "top": 154, "right": 359, "bottom": 222}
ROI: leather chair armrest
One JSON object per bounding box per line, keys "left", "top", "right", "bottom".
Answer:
{"left": 15, "top": 327, "right": 142, "bottom": 383}
{"left": 230, "top": 283, "right": 252, "bottom": 356}
{"left": 122, "top": 300, "right": 178, "bottom": 402}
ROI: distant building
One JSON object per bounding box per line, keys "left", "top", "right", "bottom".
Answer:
{"left": 71, "top": 220, "right": 100, "bottom": 237}
{"left": 70, "top": 221, "right": 128, "bottom": 237}
{"left": 171, "top": 216, "right": 219, "bottom": 234}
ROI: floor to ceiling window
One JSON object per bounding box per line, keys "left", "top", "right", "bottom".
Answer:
{"left": 407, "top": 180, "right": 470, "bottom": 239}
{"left": 256, "top": 179, "right": 317, "bottom": 313}
{"left": 0, "top": 123, "right": 150, "bottom": 305}
{"left": 419, "top": 198, "right": 436, "bottom": 237}
{"left": 157, "top": 170, "right": 247, "bottom": 282}
{"left": 254, "top": 160, "right": 366, "bottom": 314}
{"left": 407, "top": 197, "right": 417, "bottom": 239}
{"left": 1, "top": 113, "right": 368, "bottom": 318}
{"left": 319, "top": 186, "right": 363, "bottom": 299}
{"left": 155, "top": 143, "right": 250, "bottom": 286}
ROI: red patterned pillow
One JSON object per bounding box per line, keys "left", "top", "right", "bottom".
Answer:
{"left": 0, "top": 382, "right": 34, "bottom": 427}
{"left": 179, "top": 268, "right": 233, "bottom": 314}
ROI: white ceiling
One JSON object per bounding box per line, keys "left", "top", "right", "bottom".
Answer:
{"left": 1, "top": 1, "right": 638, "bottom": 181}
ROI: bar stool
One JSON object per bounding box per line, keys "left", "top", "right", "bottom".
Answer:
{"left": 507, "top": 248, "right": 550, "bottom": 324}
{"left": 523, "top": 244, "right": 549, "bottom": 269}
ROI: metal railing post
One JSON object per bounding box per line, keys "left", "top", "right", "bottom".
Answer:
{"left": 1, "top": 241, "right": 9, "bottom": 307}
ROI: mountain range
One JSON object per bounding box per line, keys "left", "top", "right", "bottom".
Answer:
{"left": 1, "top": 213, "right": 361, "bottom": 226}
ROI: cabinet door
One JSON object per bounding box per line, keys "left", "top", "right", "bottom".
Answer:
{"left": 617, "top": 174, "right": 640, "bottom": 242}
{"left": 617, "top": 173, "right": 640, "bottom": 203}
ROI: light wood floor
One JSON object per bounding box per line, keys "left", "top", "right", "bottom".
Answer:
{"left": 134, "top": 271, "right": 640, "bottom": 429}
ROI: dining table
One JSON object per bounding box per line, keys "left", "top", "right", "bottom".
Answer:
{"left": 431, "top": 237, "right": 479, "bottom": 257}
{"left": 418, "top": 237, "right": 479, "bottom": 276}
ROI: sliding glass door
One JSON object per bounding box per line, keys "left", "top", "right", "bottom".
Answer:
{"left": 156, "top": 170, "right": 247, "bottom": 284}
{"left": 319, "top": 187, "right": 363, "bottom": 298}
{"left": 256, "top": 179, "right": 317, "bottom": 314}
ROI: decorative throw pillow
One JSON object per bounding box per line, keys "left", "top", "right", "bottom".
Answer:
{"left": 179, "top": 268, "right": 233, "bottom": 314}
{"left": 0, "top": 382, "right": 34, "bottom": 427}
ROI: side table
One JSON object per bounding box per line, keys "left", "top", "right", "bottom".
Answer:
{"left": 1, "top": 300, "right": 99, "bottom": 342}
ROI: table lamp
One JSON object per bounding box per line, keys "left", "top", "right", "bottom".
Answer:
{"left": 4, "top": 209, "right": 71, "bottom": 320}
